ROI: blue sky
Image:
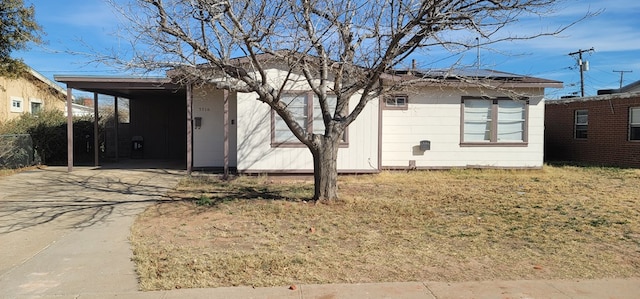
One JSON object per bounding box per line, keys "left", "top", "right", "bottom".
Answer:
{"left": 14, "top": 0, "right": 640, "bottom": 99}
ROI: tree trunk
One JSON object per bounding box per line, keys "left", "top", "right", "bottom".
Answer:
{"left": 310, "top": 136, "right": 340, "bottom": 202}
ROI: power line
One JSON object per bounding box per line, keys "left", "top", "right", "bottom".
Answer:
{"left": 613, "top": 70, "right": 633, "bottom": 88}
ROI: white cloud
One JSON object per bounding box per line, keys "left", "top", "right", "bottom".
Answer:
{"left": 488, "top": 0, "right": 640, "bottom": 54}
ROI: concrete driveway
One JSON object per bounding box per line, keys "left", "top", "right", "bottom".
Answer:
{"left": 0, "top": 164, "right": 183, "bottom": 298}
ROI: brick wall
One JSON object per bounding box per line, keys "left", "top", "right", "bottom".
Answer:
{"left": 545, "top": 94, "right": 640, "bottom": 168}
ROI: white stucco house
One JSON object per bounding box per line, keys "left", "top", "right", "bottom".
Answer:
{"left": 56, "top": 62, "right": 562, "bottom": 173}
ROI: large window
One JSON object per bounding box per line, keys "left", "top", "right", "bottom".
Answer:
{"left": 630, "top": 107, "right": 640, "bottom": 141}
{"left": 272, "top": 92, "right": 346, "bottom": 146}
{"left": 461, "top": 97, "right": 528, "bottom": 145}
{"left": 574, "top": 109, "right": 588, "bottom": 139}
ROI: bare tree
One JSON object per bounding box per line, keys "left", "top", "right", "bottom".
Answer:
{"left": 110, "top": 0, "right": 579, "bottom": 202}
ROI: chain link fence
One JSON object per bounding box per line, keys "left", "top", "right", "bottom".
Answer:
{"left": 0, "top": 134, "right": 40, "bottom": 169}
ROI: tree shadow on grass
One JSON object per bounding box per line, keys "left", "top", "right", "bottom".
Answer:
{"left": 182, "top": 176, "right": 314, "bottom": 208}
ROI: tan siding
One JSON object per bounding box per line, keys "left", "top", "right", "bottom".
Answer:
{"left": 0, "top": 73, "right": 66, "bottom": 123}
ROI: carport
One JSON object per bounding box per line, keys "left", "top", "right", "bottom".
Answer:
{"left": 54, "top": 76, "right": 193, "bottom": 172}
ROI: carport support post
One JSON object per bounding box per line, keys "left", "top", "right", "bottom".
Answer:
{"left": 223, "top": 90, "right": 229, "bottom": 180}
{"left": 66, "top": 87, "right": 73, "bottom": 172}
{"left": 114, "top": 96, "right": 119, "bottom": 161}
{"left": 186, "top": 84, "right": 193, "bottom": 175}
{"left": 93, "top": 93, "right": 99, "bottom": 166}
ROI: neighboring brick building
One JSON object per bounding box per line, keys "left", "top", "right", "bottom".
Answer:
{"left": 545, "top": 89, "right": 640, "bottom": 167}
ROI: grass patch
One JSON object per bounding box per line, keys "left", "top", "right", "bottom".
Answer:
{"left": 131, "top": 165, "right": 640, "bottom": 290}
{"left": 0, "top": 165, "right": 39, "bottom": 177}
{"left": 0, "top": 169, "right": 18, "bottom": 177}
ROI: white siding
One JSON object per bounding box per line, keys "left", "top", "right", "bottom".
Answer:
{"left": 192, "top": 86, "right": 238, "bottom": 167}
{"left": 381, "top": 87, "right": 545, "bottom": 168}
{"left": 197, "top": 65, "right": 547, "bottom": 171}
{"left": 236, "top": 92, "right": 379, "bottom": 173}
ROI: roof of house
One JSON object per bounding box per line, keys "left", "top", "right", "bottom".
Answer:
{"left": 63, "top": 102, "right": 94, "bottom": 117}
{"left": 56, "top": 55, "right": 562, "bottom": 97}
{"left": 547, "top": 90, "right": 640, "bottom": 105}
{"left": 548, "top": 79, "right": 640, "bottom": 105}
{"left": 597, "top": 79, "right": 640, "bottom": 95}
{"left": 172, "top": 52, "right": 563, "bottom": 89}
{"left": 25, "top": 67, "right": 68, "bottom": 98}
{"left": 383, "top": 68, "right": 563, "bottom": 88}
{"left": 54, "top": 76, "right": 182, "bottom": 99}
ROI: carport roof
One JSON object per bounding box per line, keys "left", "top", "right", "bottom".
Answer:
{"left": 54, "top": 76, "right": 185, "bottom": 99}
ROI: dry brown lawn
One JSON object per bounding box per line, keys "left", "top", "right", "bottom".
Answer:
{"left": 131, "top": 165, "right": 640, "bottom": 291}
{"left": 0, "top": 166, "right": 38, "bottom": 177}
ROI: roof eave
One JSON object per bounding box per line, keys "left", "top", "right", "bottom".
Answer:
{"left": 547, "top": 91, "right": 640, "bottom": 104}
{"left": 27, "top": 67, "right": 67, "bottom": 97}
{"left": 53, "top": 76, "right": 183, "bottom": 99}
{"left": 381, "top": 78, "right": 563, "bottom": 89}
{"left": 54, "top": 76, "right": 180, "bottom": 91}
{"left": 54, "top": 75, "right": 172, "bottom": 84}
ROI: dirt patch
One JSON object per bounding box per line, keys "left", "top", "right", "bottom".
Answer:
{"left": 131, "top": 166, "right": 640, "bottom": 290}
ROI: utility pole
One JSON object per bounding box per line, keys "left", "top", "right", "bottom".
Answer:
{"left": 568, "top": 48, "right": 594, "bottom": 97}
{"left": 613, "top": 70, "right": 633, "bottom": 88}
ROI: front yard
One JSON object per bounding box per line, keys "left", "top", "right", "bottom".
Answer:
{"left": 131, "top": 165, "right": 640, "bottom": 290}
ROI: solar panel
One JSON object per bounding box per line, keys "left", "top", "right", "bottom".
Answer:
{"left": 414, "top": 68, "right": 523, "bottom": 79}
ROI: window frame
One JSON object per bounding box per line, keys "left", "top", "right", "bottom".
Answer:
{"left": 460, "top": 96, "right": 529, "bottom": 147}
{"left": 271, "top": 91, "right": 349, "bottom": 148}
{"left": 10, "top": 97, "right": 24, "bottom": 113}
{"left": 629, "top": 107, "right": 640, "bottom": 141}
{"left": 30, "top": 98, "right": 43, "bottom": 115}
{"left": 574, "top": 109, "right": 588, "bottom": 140}
{"left": 382, "top": 94, "right": 409, "bottom": 110}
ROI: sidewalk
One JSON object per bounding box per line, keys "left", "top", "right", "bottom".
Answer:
{"left": 7, "top": 278, "right": 640, "bottom": 298}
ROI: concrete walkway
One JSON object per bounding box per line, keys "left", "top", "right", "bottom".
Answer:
{"left": 1, "top": 165, "right": 639, "bottom": 299}
{"left": 0, "top": 165, "right": 183, "bottom": 298}
{"left": 31, "top": 278, "right": 638, "bottom": 299}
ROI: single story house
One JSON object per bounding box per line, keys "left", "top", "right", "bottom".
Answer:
{"left": 0, "top": 66, "right": 67, "bottom": 122}
{"left": 545, "top": 81, "right": 640, "bottom": 167}
{"left": 55, "top": 63, "right": 561, "bottom": 173}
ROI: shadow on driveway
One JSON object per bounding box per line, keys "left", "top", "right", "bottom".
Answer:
{"left": 0, "top": 164, "right": 185, "bottom": 234}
